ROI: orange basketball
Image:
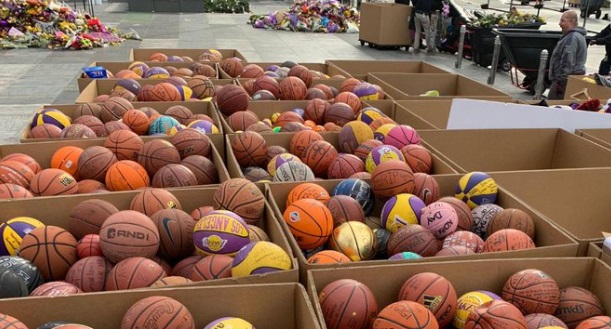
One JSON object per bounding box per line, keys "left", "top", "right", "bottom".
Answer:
{"left": 370, "top": 160, "right": 415, "bottom": 200}
{"left": 253, "top": 75, "right": 281, "bottom": 99}
{"left": 370, "top": 117, "right": 397, "bottom": 131}
{"left": 181, "top": 155, "right": 218, "bottom": 185}
{"left": 1, "top": 153, "right": 41, "bottom": 174}
{"left": 288, "top": 65, "right": 313, "bottom": 87}
{"left": 289, "top": 130, "right": 324, "bottom": 158}
{"left": 75, "top": 103, "right": 102, "bottom": 118}
{"left": 334, "top": 91, "right": 363, "bottom": 113}
{"left": 319, "top": 279, "right": 378, "bottom": 329}
{"left": 274, "top": 111, "right": 304, "bottom": 128}
{"left": 216, "top": 84, "right": 250, "bottom": 116}
{"left": 151, "top": 163, "right": 197, "bottom": 188}
{"left": 164, "top": 105, "right": 194, "bottom": 125}
{"left": 101, "top": 97, "right": 133, "bottom": 123}
{"left": 327, "top": 153, "right": 366, "bottom": 179}
{"left": 149, "top": 208, "right": 195, "bottom": 261}
{"left": 555, "top": 287, "right": 604, "bottom": 328}
{"left": 150, "top": 276, "right": 193, "bottom": 288}
{"left": 307, "top": 249, "right": 351, "bottom": 264}
{"left": 286, "top": 182, "right": 330, "bottom": 207}
{"left": 30, "top": 281, "right": 82, "bottom": 297}
{"left": 150, "top": 82, "right": 182, "bottom": 102}
{"left": 374, "top": 300, "right": 439, "bottom": 329}
{"left": 213, "top": 178, "right": 265, "bottom": 225}
{"left": 325, "top": 102, "right": 356, "bottom": 127}
{"left": 401, "top": 144, "right": 433, "bottom": 174}
{"left": 435, "top": 245, "right": 474, "bottom": 257}
{"left": 121, "top": 109, "right": 150, "bottom": 135}
{"left": 230, "top": 131, "right": 268, "bottom": 167}
{"left": 283, "top": 198, "right": 333, "bottom": 250}
{"left": 502, "top": 269, "right": 561, "bottom": 315}
{"left": 0, "top": 314, "right": 28, "bottom": 329}
{"left": 73, "top": 114, "right": 105, "bottom": 137}
{"left": 240, "top": 64, "right": 265, "bottom": 79}
{"left": 413, "top": 173, "right": 440, "bottom": 205}
{"left": 68, "top": 199, "right": 119, "bottom": 239}
{"left": 188, "top": 75, "right": 215, "bottom": 99}
{"left": 170, "top": 255, "right": 203, "bottom": 278}
{"left": 105, "top": 257, "right": 166, "bottom": 290}
{"left": 466, "top": 300, "right": 527, "bottom": 329}
{"left": 398, "top": 272, "right": 458, "bottom": 328}
{"left": 64, "top": 256, "right": 112, "bottom": 292}
{"left": 30, "top": 168, "right": 79, "bottom": 196}
{"left": 189, "top": 254, "right": 233, "bottom": 281}
{"left": 442, "top": 230, "right": 485, "bottom": 253}
{"left": 76, "top": 234, "right": 103, "bottom": 258}
{"left": 304, "top": 98, "right": 330, "bottom": 124}
{"left": 103, "top": 130, "right": 144, "bottom": 162}
{"left": 130, "top": 188, "right": 182, "bottom": 217}
{"left": 171, "top": 128, "right": 212, "bottom": 159}
{"left": 137, "top": 139, "right": 181, "bottom": 176}
{"left": 99, "top": 210, "right": 160, "bottom": 263}
{"left": 50, "top": 146, "right": 83, "bottom": 178}
{"left": 226, "top": 111, "right": 259, "bottom": 132}
{"left": 387, "top": 224, "right": 440, "bottom": 257}
{"left": 148, "top": 52, "right": 168, "bottom": 61}
{"left": 340, "top": 78, "right": 362, "bottom": 93}
{"left": 0, "top": 160, "right": 35, "bottom": 189}
{"left": 279, "top": 76, "right": 307, "bottom": 100}
{"left": 0, "top": 183, "right": 33, "bottom": 199}
{"left": 487, "top": 208, "right": 536, "bottom": 240}
{"left": 121, "top": 296, "right": 195, "bottom": 329}
{"left": 312, "top": 83, "right": 335, "bottom": 99}
{"left": 220, "top": 57, "right": 244, "bottom": 78}
{"left": 326, "top": 195, "right": 365, "bottom": 227}
{"left": 483, "top": 228, "right": 536, "bottom": 252}
{"left": 77, "top": 146, "right": 117, "bottom": 182}
{"left": 104, "top": 160, "right": 150, "bottom": 191}
{"left": 18, "top": 226, "right": 78, "bottom": 281}
{"left": 575, "top": 316, "right": 611, "bottom": 329}
{"left": 301, "top": 140, "right": 338, "bottom": 177}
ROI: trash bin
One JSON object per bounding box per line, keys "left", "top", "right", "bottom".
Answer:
{"left": 580, "top": 0, "right": 604, "bottom": 18}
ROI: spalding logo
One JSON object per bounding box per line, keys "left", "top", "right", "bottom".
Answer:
{"left": 289, "top": 211, "right": 301, "bottom": 223}
{"left": 201, "top": 235, "right": 227, "bottom": 252}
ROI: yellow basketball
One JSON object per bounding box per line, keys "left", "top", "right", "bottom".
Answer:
{"left": 231, "top": 241, "right": 292, "bottom": 277}
{"left": 454, "top": 290, "right": 500, "bottom": 329}
{"left": 204, "top": 317, "right": 255, "bottom": 329}
{"left": 0, "top": 217, "right": 45, "bottom": 256}
{"left": 455, "top": 171, "right": 498, "bottom": 209}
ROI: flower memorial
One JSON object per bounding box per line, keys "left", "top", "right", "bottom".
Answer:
{"left": 0, "top": 0, "right": 138, "bottom": 50}
{"left": 249, "top": 0, "right": 360, "bottom": 33}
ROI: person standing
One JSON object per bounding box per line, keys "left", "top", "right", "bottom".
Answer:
{"left": 410, "top": 0, "right": 433, "bottom": 54}
{"left": 548, "top": 10, "right": 587, "bottom": 100}
{"left": 590, "top": 23, "right": 611, "bottom": 75}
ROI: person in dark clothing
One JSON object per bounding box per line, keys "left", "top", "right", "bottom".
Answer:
{"left": 590, "top": 23, "right": 611, "bottom": 75}
{"left": 410, "top": 0, "right": 434, "bottom": 54}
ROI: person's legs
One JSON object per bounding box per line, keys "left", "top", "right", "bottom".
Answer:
{"left": 547, "top": 80, "right": 567, "bottom": 100}
{"left": 417, "top": 13, "right": 431, "bottom": 54}
{"left": 428, "top": 11, "right": 438, "bottom": 52}
{"left": 599, "top": 55, "right": 611, "bottom": 75}
{"left": 413, "top": 13, "right": 424, "bottom": 53}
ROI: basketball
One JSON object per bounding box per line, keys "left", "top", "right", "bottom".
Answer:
{"left": 148, "top": 115, "right": 181, "bottom": 135}
{"left": 193, "top": 210, "right": 250, "bottom": 256}
{"left": 101, "top": 97, "right": 132, "bottom": 123}
{"left": 0, "top": 268, "right": 29, "bottom": 298}
{"left": 75, "top": 103, "right": 102, "bottom": 119}
{"left": 387, "top": 224, "right": 440, "bottom": 257}
{"left": 397, "top": 272, "right": 457, "bottom": 327}
{"left": 353, "top": 82, "right": 380, "bottom": 100}
{"left": 189, "top": 254, "right": 233, "bottom": 281}
{"left": 30, "top": 281, "right": 82, "bottom": 297}
{"left": 575, "top": 316, "right": 611, "bottom": 329}
{"left": 279, "top": 76, "right": 307, "bottom": 100}
{"left": 29, "top": 168, "right": 79, "bottom": 196}
{"left": 502, "top": 269, "right": 561, "bottom": 315}
{"left": 435, "top": 245, "right": 475, "bottom": 257}
{"left": 273, "top": 161, "right": 315, "bottom": 182}
{"left": 143, "top": 66, "right": 170, "bottom": 78}
{"left": 73, "top": 115, "right": 105, "bottom": 137}
{"left": 122, "top": 109, "right": 150, "bottom": 135}
{"left": 60, "top": 124, "right": 97, "bottom": 139}
{"left": 357, "top": 107, "right": 387, "bottom": 125}
{"left": 151, "top": 82, "right": 182, "bottom": 101}
{"left": 287, "top": 65, "right": 313, "bottom": 87}
{"left": 412, "top": 173, "right": 440, "bottom": 205}
{"left": 325, "top": 102, "right": 356, "bottom": 126}
{"left": 17, "top": 226, "right": 77, "bottom": 281}
{"left": 110, "top": 88, "right": 137, "bottom": 102}
{"left": 64, "top": 256, "right": 112, "bottom": 292}
{"left": 525, "top": 313, "right": 568, "bottom": 329}
{"left": 385, "top": 125, "right": 421, "bottom": 150}
{"left": 365, "top": 144, "right": 405, "bottom": 173}
{"left": 30, "top": 123, "right": 63, "bottom": 138}
{"left": 554, "top": 287, "right": 604, "bottom": 328}
{"left": 149, "top": 208, "right": 194, "bottom": 261}
{"left": 247, "top": 225, "right": 269, "bottom": 242}
{"left": 332, "top": 178, "right": 375, "bottom": 215}
{"left": 267, "top": 153, "right": 302, "bottom": 176}
{"left": 307, "top": 250, "right": 351, "bottom": 264}
{"left": 165, "top": 105, "right": 194, "bottom": 125}
{"left": 301, "top": 140, "right": 338, "bottom": 177}
{"left": 329, "top": 221, "right": 377, "bottom": 261}
{"left": 466, "top": 300, "right": 527, "bottom": 329}
{"left": 99, "top": 210, "right": 160, "bottom": 263}
{"left": 105, "top": 257, "right": 166, "bottom": 290}
{"left": 231, "top": 241, "right": 292, "bottom": 277}
{"left": 230, "top": 131, "right": 268, "bottom": 167}
{"left": 304, "top": 98, "right": 330, "bottom": 124}
{"left": 354, "top": 139, "right": 384, "bottom": 162}
{"left": 188, "top": 75, "right": 215, "bottom": 99}
{"left": 454, "top": 291, "right": 502, "bottom": 329}
{"left": 219, "top": 57, "right": 243, "bottom": 78}
{"left": 150, "top": 276, "right": 193, "bottom": 288}
{"left": 0, "top": 183, "right": 33, "bottom": 199}
{"left": 216, "top": 84, "right": 250, "bottom": 116}
{"left": 191, "top": 206, "right": 214, "bottom": 221}
{"left": 285, "top": 183, "right": 330, "bottom": 207}
{"left": 172, "top": 128, "right": 212, "bottom": 159}
{"left": 130, "top": 188, "right": 182, "bottom": 216}
{"left": 151, "top": 163, "right": 197, "bottom": 188}
{"left": 104, "top": 121, "right": 130, "bottom": 135}
{"left": 170, "top": 255, "right": 203, "bottom": 278}
{"left": 319, "top": 279, "right": 378, "bottom": 329}
{"left": 381, "top": 193, "right": 426, "bottom": 233}
{"left": 374, "top": 300, "right": 439, "bottom": 329}
{"left": 105, "top": 160, "right": 150, "bottom": 191}
{"left": 115, "top": 76, "right": 143, "bottom": 93}
{"left": 438, "top": 197, "right": 473, "bottom": 231}
{"left": 274, "top": 111, "right": 304, "bottom": 128}
{"left": 334, "top": 92, "right": 362, "bottom": 113}
{"left": 121, "top": 295, "right": 195, "bottom": 329}
{"left": 326, "top": 153, "right": 365, "bottom": 180}
{"left": 31, "top": 108, "right": 71, "bottom": 130}
{"left": 181, "top": 155, "right": 218, "bottom": 185}
{"left": 371, "top": 160, "right": 415, "bottom": 200}
{"left": 213, "top": 178, "right": 265, "bottom": 225}
{"left": 240, "top": 64, "right": 265, "bottom": 79}
{"left": 487, "top": 208, "right": 536, "bottom": 240}
{"left": 76, "top": 234, "right": 103, "bottom": 258}
{"left": 283, "top": 198, "right": 333, "bottom": 250}
{"left": 455, "top": 171, "right": 498, "bottom": 209}
{"left": 289, "top": 130, "right": 324, "bottom": 158}
{"left": 137, "top": 139, "right": 181, "bottom": 176}
{"left": 227, "top": 111, "right": 259, "bottom": 132}
{"left": 77, "top": 179, "right": 106, "bottom": 194}
{"left": 1, "top": 153, "right": 41, "bottom": 174}
{"left": 442, "top": 230, "right": 485, "bottom": 253}
{"left": 187, "top": 119, "right": 219, "bottom": 134}
{"left": 326, "top": 195, "right": 365, "bottom": 227}
{"left": 484, "top": 228, "right": 536, "bottom": 252}
{"left": 0, "top": 255, "right": 43, "bottom": 293}
{"left": 253, "top": 75, "right": 281, "bottom": 99}
{"left": 338, "top": 121, "right": 374, "bottom": 154}
{"left": 78, "top": 146, "right": 117, "bottom": 182}
{"left": 472, "top": 204, "right": 504, "bottom": 239}
{"left": 246, "top": 121, "right": 273, "bottom": 133}
{"left": 203, "top": 318, "right": 254, "bottom": 329}
{"left": 67, "top": 199, "right": 118, "bottom": 239}
{"left": 0, "top": 160, "right": 35, "bottom": 188}
{"left": 419, "top": 201, "right": 459, "bottom": 239}
{"left": 267, "top": 145, "right": 288, "bottom": 162}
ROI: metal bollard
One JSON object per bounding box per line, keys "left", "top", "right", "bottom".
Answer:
{"left": 487, "top": 36, "right": 502, "bottom": 85}
{"left": 455, "top": 25, "right": 466, "bottom": 69}
{"left": 534, "top": 49, "right": 549, "bottom": 100}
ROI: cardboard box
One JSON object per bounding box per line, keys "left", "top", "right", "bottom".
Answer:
{"left": 76, "top": 79, "right": 236, "bottom": 103}
{"left": 367, "top": 73, "right": 511, "bottom": 100}
{"left": 325, "top": 60, "right": 450, "bottom": 80}
{"left": 267, "top": 175, "right": 578, "bottom": 282}
{"left": 0, "top": 185, "right": 298, "bottom": 285}
{"left": 225, "top": 133, "right": 459, "bottom": 179}
{"left": 0, "top": 138, "right": 230, "bottom": 186}
{"left": 576, "top": 128, "right": 611, "bottom": 150}
{"left": 307, "top": 257, "right": 611, "bottom": 328}
{"left": 219, "top": 62, "right": 345, "bottom": 79}
{"left": 565, "top": 75, "right": 611, "bottom": 101}
{"left": 358, "top": 3, "right": 412, "bottom": 47}
{"left": 418, "top": 129, "right": 611, "bottom": 173}
{"left": 490, "top": 168, "right": 611, "bottom": 256}
{"left": 0, "top": 283, "right": 319, "bottom": 329}
{"left": 78, "top": 61, "right": 219, "bottom": 92}
{"left": 130, "top": 48, "right": 247, "bottom": 62}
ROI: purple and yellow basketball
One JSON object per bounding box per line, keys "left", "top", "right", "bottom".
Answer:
{"left": 381, "top": 193, "right": 426, "bottom": 233}
{"left": 148, "top": 116, "right": 181, "bottom": 135}
{"left": 455, "top": 171, "right": 498, "bottom": 209}
{"left": 267, "top": 153, "right": 302, "bottom": 176}
{"left": 231, "top": 241, "right": 292, "bottom": 277}
{"left": 0, "top": 217, "right": 45, "bottom": 256}
{"left": 193, "top": 210, "right": 250, "bottom": 256}
{"left": 113, "top": 78, "right": 142, "bottom": 95}
{"left": 353, "top": 82, "right": 380, "bottom": 101}
{"left": 187, "top": 119, "right": 219, "bottom": 134}
{"left": 204, "top": 317, "right": 255, "bottom": 329}
{"left": 143, "top": 67, "right": 170, "bottom": 79}
{"left": 365, "top": 144, "right": 405, "bottom": 173}
{"left": 357, "top": 107, "right": 388, "bottom": 126}
{"left": 128, "top": 61, "right": 150, "bottom": 77}
{"left": 176, "top": 85, "right": 194, "bottom": 101}
{"left": 31, "top": 109, "right": 71, "bottom": 130}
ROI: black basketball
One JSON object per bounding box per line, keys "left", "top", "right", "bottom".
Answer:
{"left": 0, "top": 255, "right": 44, "bottom": 293}
{"left": 0, "top": 267, "right": 28, "bottom": 298}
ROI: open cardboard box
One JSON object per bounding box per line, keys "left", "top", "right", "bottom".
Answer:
{"left": 307, "top": 257, "right": 611, "bottom": 329}
{"left": 129, "top": 48, "right": 247, "bottom": 62}
{"left": 357, "top": 3, "right": 413, "bottom": 49}
{"left": 219, "top": 62, "right": 346, "bottom": 79}
{"left": 266, "top": 176, "right": 578, "bottom": 282}
{"left": 418, "top": 128, "right": 611, "bottom": 173}
{"left": 0, "top": 185, "right": 298, "bottom": 285}
{"left": 75, "top": 79, "right": 236, "bottom": 103}
{"left": 587, "top": 241, "right": 611, "bottom": 267}
{"left": 325, "top": 60, "right": 450, "bottom": 80}
{"left": 576, "top": 128, "right": 611, "bottom": 150}
{"left": 0, "top": 283, "right": 319, "bottom": 329}
{"left": 225, "top": 132, "right": 459, "bottom": 179}
{"left": 490, "top": 168, "right": 611, "bottom": 256}
{"left": 367, "top": 73, "right": 511, "bottom": 100}
{"left": 565, "top": 75, "right": 611, "bottom": 101}
{"left": 0, "top": 138, "right": 230, "bottom": 187}
{"left": 78, "top": 61, "right": 219, "bottom": 91}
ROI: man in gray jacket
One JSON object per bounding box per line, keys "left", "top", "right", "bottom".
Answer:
{"left": 548, "top": 10, "right": 587, "bottom": 100}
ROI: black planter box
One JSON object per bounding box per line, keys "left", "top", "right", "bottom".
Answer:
{"left": 180, "top": 0, "right": 205, "bottom": 12}
{"left": 128, "top": 0, "right": 154, "bottom": 11}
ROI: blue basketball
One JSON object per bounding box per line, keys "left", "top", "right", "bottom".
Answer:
{"left": 388, "top": 251, "right": 422, "bottom": 261}
{"left": 148, "top": 115, "right": 181, "bottom": 135}
{"left": 332, "top": 178, "right": 374, "bottom": 215}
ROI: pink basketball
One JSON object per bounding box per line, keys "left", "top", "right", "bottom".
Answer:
{"left": 384, "top": 125, "right": 421, "bottom": 149}
{"left": 419, "top": 201, "right": 459, "bottom": 239}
